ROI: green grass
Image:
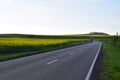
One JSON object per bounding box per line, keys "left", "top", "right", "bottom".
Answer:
{"left": 0, "top": 38, "right": 89, "bottom": 61}
{"left": 101, "top": 40, "right": 120, "bottom": 80}
{"left": 0, "top": 51, "right": 49, "bottom": 61}
{"left": 114, "top": 41, "right": 120, "bottom": 47}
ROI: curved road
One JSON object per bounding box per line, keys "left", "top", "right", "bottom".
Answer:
{"left": 0, "top": 41, "right": 102, "bottom": 80}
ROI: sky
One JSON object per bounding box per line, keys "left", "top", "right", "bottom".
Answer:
{"left": 0, "top": 0, "right": 120, "bottom": 35}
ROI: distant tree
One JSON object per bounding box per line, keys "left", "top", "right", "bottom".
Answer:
{"left": 90, "top": 32, "right": 109, "bottom": 35}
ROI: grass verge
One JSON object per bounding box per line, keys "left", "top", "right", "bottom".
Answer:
{"left": 100, "top": 40, "right": 120, "bottom": 80}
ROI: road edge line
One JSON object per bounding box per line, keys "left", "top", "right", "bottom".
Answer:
{"left": 85, "top": 42, "right": 102, "bottom": 80}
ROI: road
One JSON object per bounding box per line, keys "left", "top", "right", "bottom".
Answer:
{"left": 0, "top": 41, "right": 102, "bottom": 80}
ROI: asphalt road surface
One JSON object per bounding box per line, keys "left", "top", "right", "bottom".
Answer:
{"left": 0, "top": 41, "right": 102, "bottom": 80}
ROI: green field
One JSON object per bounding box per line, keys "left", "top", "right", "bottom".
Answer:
{"left": 0, "top": 33, "right": 111, "bottom": 39}
{"left": 101, "top": 39, "right": 120, "bottom": 80}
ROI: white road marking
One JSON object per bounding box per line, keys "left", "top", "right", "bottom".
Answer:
{"left": 46, "top": 59, "right": 58, "bottom": 65}
{"left": 85, "top": 43, "right": 102, "bottom": 80}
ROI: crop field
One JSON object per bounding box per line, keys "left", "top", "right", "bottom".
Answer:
{"left": 0, "top": 37, "right": 88, "bottom": 61}
{"left": 0, "top": 38, "right": 69, "bottom": 54}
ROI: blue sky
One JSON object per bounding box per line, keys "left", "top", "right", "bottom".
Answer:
{"left": 0, "top": 0, "right": 120, "bottom": 35}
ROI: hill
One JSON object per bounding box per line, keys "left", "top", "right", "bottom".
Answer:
{"left": 0, "top": 33, "right": 111, "bottom": 39}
